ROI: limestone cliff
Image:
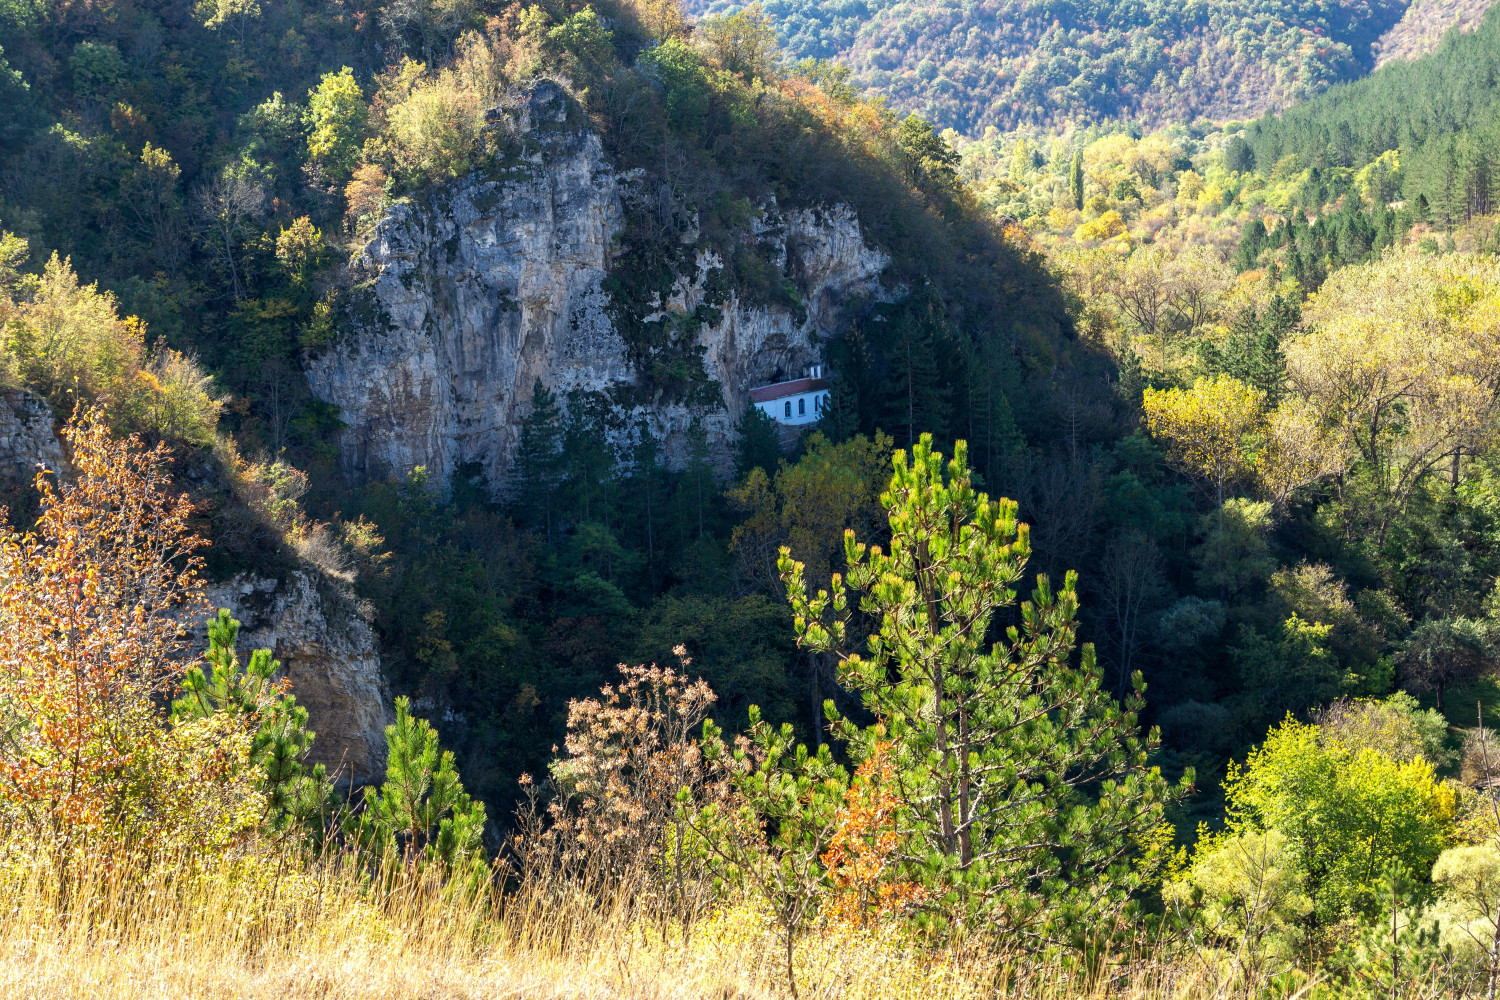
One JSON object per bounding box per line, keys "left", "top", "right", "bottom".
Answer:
{"left": 0, "top": 390, "right": 64, "bottom": 483}
{"left": 0, "top": 392, "right": 390, "bottom": 785}
{"left": 206, "top": 572, "right": 391, "bottom": 787}
{"left": 307, "top": 80, "right": 890, "bottom": 490}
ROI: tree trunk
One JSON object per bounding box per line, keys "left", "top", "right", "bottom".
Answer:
{"left": 785, "top": 927, "right": 799, "bottom": 1000}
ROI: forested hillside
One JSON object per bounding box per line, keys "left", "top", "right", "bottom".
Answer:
{"left": 15, "top": 0, "right": 1500, "bottom": 995}
{"left": 1371, "top": 0, "right": 1494, "bottom": 66}
{"left": 0, "top": 0, "right": 1080, "bottom": 810}
{"left": 1245, "top": 0, "right": 1500, "bottom": 223}
{"left": 684, "top": 0, "right": 1413, "bottom": 131}
{"left": 942, "top": 1, "right": 1500, "bottom": 284}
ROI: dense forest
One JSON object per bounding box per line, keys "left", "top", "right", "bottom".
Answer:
{"left": 10, "top": 0, "right": 1500, "bottom": 994}
{"left": 945, "top": 5, "right": 1500, "bottom": 271}
{"left": 0, "top": 0, "right": 1080, "bottom": 811}
{"left": 1245, "top": 0, "right": 1500, "bottom": 224}
{"left": 678, "top": 0, "right": 1491, "bottom": 132}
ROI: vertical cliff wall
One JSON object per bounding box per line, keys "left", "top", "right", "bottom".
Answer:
{"left": 306, "top": 80, "right": 890, "bottom": 491}
{"left": 206, "top": 572, "right": 391, "bottom": 787}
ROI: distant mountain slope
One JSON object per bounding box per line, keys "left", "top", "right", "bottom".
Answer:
{"left": 687, "top": 0, "right": 1411, "bottom": 133}
{"left": 1371, "top": 0, "right": 1496, "bottom": 66}
{"left": 1247, "top": 3, "right": 1500, "bottom": 225}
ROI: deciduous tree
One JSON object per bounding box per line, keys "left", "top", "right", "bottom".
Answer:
{"left": 307, "top": 67, "right": 369, "bottom": 183}
{"left": 1289, "top": 253, "right": 1500, "bottom": 541}
{"left": 0, "top": 411, "right": 251, "bottom": 864}
{"left": 1144, "top": 374, "right": 1264, "bottom": 509}
{"left": 1223, "top": 717, "right": 1456, "bottom": 923}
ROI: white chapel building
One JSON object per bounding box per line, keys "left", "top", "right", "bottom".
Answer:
{"left": 750, "top": 366, "right": 830, "bottom": 426}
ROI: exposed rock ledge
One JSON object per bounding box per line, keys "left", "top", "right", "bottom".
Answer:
{"left": 307, "top": 79, "right": 890, "bottom": 491}
{"left": 206, "top": 571, "right": 391, "bottom": 787}
{"left": 0, "top": 391, "right": 391, "bottom": 788}
{"left": 0, "top": 389, "right": 65, "bottom": 482}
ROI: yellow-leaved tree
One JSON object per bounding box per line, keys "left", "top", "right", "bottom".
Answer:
{"left": 0, "top": 412, "right": 259, "bottom": 870}
{"left": 1145, "top": 373, "right": 1348, "bottom": 512}
{"left": 1288, "top": 252, "right": 1500, "bottom": 541}
{"left": 1143, "top": 373, "right": 1264, "bottom": 510}
{"left": 0, "top": 248, "right": 222, "bottom": 445}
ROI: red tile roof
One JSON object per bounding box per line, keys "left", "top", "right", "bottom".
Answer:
{"left": 749, "top": 377, "right": 828, "bottom": 403}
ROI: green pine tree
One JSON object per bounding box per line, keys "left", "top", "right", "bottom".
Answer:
{"left": 353, "top": 696, "right": 488, "bottom": 870}
{"left": 678, "top": 416, "right": 714, "bottom": 540}
{"left": 820, "top": 369, "right": 862, "bottom": 443}
{"left": 1200, "top": 295, "right": 1294, "bottom": 403}
{"left": 878, "top": 292, "right": 952, "bottom": 448}
{"left": 736, "top": 401, "right": 783, "bottom": 478}
{"left": 173, "top": 609, "right": 337, "bottom": 838}
{"left": 966, "top": 339, "right": 1025, "bottom": 487}
{"left": 780, "top": 436, "right": 1188, "bottom": 935}
{"left": 1070, "top": 149, "right": 1085, "bottom": 211}
{"left": 512, "top": 379, "right": 563, "bottom": 543}
{"left": 629, "top": 416, "right": 666, "bottom": 585}
{"left": 561, "top": 389, "right": 617, "bottom": 527}
{"left": 825, "top": 322, "right": 881, "bottom": 439}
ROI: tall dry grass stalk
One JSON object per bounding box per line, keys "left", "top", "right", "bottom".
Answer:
{"left": 0, "top": 837, "right": 1224, "bottom": 1000}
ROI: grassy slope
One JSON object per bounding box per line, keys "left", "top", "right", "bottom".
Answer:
{"left": 0, "top": 843, "right": 1203, "bottom": 1000}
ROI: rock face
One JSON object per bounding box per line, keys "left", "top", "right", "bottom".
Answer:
{"left": 307, "top": 79, "right": 889, "bottom": 490}
{"left": 0, "top": 390, "right": 64, "bottom": 482}
{"left": 0, "top": 390, "right": 390, "bottom": 786}
{"left": 207, "top": 572, "right": 391, "bottom": 787}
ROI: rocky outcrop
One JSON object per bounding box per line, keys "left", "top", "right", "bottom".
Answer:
{"left": 0, "top": 390, "right": 64, "bottom": 482}
{"left": 307, "top": 79, "right": 889, "bottom": 491}
{"left": 207, "top": 572, "right": 391, "bottom": 787}
{"left": 0, "top": 390, "right": 389, "bottom": 787}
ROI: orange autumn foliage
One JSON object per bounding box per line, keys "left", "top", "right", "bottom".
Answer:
{"left": 0, "top": 410, "right": 247, "bottom": 861}
{"left": 821, "top": 742, "right": 927, "bottom": 930}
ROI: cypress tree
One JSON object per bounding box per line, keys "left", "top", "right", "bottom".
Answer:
{"left": 1069, "top": 149, "right": 1085, "bottom": 210}
{"left": 513, "top": 379, "right": 563, "bottom": 543}
{"left": 736, "top": 401, "right": 783, "bottom": 478}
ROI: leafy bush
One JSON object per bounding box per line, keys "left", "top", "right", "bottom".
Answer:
{"left": 0, "top": 413, "right": 252, "bottom": 865}
{"left": 1223, "top": 717, "right": 1456, "bottom": 922}
{"left": 1, "top": 250, "right": 222, "bottom": 445}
